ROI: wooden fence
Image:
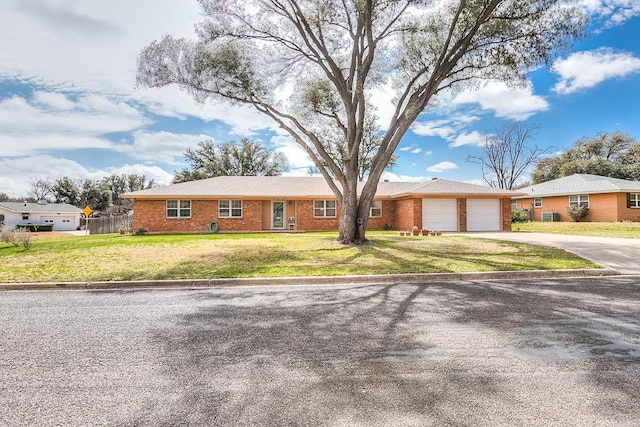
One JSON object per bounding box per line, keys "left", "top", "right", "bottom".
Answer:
{"left": 84, "top": 215, "right": 133, "bottom": 235}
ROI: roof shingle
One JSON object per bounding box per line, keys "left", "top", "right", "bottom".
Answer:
{"left": 122, "top": 176, "right": 522, "bottom": 199}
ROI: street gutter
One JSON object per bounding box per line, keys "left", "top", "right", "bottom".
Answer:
{"left": 0, "top": 268, "right": 619, "bottom": 291}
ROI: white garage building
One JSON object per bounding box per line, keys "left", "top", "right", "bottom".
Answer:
{"left": 0, "top": 202, "right": 82, "bottom": 231}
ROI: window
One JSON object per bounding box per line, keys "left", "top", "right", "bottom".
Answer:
{"left": 166, "top": 200, "right": 191, "bottom": 218}
{"left": 569, "top": 195, "right": 589, "bottom": 208}
{"left": 370, "top": 200, "right": 382, "bottom": 217}
{"left": 22, "top": 213, "right": 29, "bottom": 220}
{"left": 219, "top": 200, "right": 243, "bottom": 217}
{"left": 314, "top": 200, "right": 336, "bottom": 217}
{"left": 629, "top": 193, "right": 640, "bottom": 208}
{"left": 534, "top": 197, "right": 542, "bottom": 208}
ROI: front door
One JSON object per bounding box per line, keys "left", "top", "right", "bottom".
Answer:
{"left": 272, "top": 201, "right": 284, "bottom": 229}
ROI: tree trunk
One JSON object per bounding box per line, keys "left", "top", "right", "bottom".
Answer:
{"left": 337, "top": 178, "right": 374, "bottom": 246}
{"left": 336, "top": 167, "right": 369, "bottom": 245}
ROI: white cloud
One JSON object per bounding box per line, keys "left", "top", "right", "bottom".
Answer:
{"left": 412, "top": 120, "right": 457, "bottom": 139}
{"left": 0, "top": 155, "right": 174, "bottom": 197}
{"left": 0, "top": 93, "right": 147, "bottom": 156}
{"left": 581, "top": 0, "right": 640, "bottom": 27}
{"left": 270, "top": 133, "right": 315, "bottom": 170}
{"left": 0, "top": 155, "right": 103, "bottom": 197}
{"left": 448, "top": 131, "right": 486, "bottom": 148}
{"left": 453, "top": 81, "right": 548, "bottom": 120}
{"left": 381, "top": 172, "right": 431, "bottom": 182}
{"left": 106, "top": 164, "right": 173, "bottom": 186}
{"left": 0, "top": 0, "right": 201, "bottom": 95}
{"left": 552, "top": 49, "right": 640, "bottom": 94}
{"left": 120, "top": 131, "right": 211, "bottom": 164}
{"left": 427, "top": 161, "right": 459, "bottom": 173}
{"left": 368, "top": 80, "right": 397, "bottom": 129}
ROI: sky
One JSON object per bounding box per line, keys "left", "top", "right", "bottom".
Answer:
{"left": 1, "top": 0, "right": 640, "bottom": 198}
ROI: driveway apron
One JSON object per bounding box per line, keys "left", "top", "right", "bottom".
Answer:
{"left": 461, "top": 232, "right": 640, "bottom": 275}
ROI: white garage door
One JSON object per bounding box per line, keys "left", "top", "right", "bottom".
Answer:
{"left": 41, "top": 216, "right": 76, "bottom": 231}
{"left": 467, "top": 199, "right": 501, "bottom": 231}
{"left": 422, "top": 199, "right": 457, "bottom": 231}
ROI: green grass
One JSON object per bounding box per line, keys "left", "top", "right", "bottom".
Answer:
{"left": 0, "top": 232, "right": 598, "bottom": 283}
{"left": 512, "top": 221, "right": 640, "bottom": 238}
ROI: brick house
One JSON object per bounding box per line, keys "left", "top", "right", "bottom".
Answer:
{"left": 513, "top": 174, "right": 640, "bottom": 222}
{"left": 122, "top": 176, "right": 520, "bottom": 233}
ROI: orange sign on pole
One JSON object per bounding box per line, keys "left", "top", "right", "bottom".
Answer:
{"left": 83, "top": 206, "right": 92, "bottom": 235}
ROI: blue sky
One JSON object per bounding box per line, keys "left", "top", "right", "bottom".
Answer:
{"left": 1, "top": 0, "right": 640, "bottom": 198}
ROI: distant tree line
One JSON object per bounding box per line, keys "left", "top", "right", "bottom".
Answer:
{"left": 468, "top": 126, "right": 640, "bottom": 189}
{"left": 173, "top": 138, "right": 289, "bottom": 183}
{"left": 530, "top": 132, "right": 640, "bottom": 184}
{"left": 1, "top": 174, "right": 157, "bottom": 212}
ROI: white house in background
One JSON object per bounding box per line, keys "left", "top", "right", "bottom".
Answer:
{"left": 0, "top": 202, "right": 82, "bottom": 231}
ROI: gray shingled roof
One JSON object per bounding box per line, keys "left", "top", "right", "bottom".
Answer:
{"left": 122, "top": 176, "right": 522, "bottom": 199}
{"left": 0, "top": 202, "right": 82, "bottom": 213}
{"left": 513, "top": 174, "right": 640, "bottom": 198}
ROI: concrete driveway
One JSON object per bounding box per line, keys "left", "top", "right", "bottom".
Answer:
{"left": 461, "top": 232, "right": 640, "bottom": 275}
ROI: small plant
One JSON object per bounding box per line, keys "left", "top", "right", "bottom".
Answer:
{"left": 134, "top": 228, "right": 148, "bottom": 235}
{"left": 383, "top": 224, "right": 394, "bottom": 231}
{"left": 1, "top": 227, "right": 33, "bottom": 250}
{"left": 512, "top": 209, "right": 529, "bottom": 223}
{"left": 566, "top": 205, "right": 589, "bottom": 222}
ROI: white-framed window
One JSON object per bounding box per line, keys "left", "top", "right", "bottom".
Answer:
{"left": 629, "top": 193, "right": 640, "bottom": 208}
{"left": 219, "top": 200, "right": 242, "bottom": 217}
{"left": 534, "top": 197, "right": 542, "bottom": 208}
{"left": 166, "top": 200, "right": 191, "bottom": 218}
{"left": 314, "top": 200, "right": 336, "bottom": 217}
{"left": 370, "top": 200, "right": 382, "bottom": 217}
{"left": 569, "top": 195, "right": 589, "bottom": 208}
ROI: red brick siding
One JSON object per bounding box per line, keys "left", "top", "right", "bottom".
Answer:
{"left": 294, "top": 200, "right": 339, "bottom": 231}
{"left": 515, "top": 193, "right": 631, "bottom": 222}
{"left": 618, "top": 193, "right": 640, "bottom": 222}
{"left": 132, "top": 199, "right": 262, "bottom": 233}
{"left": 395, "top": 198, "right": 419, "bottom": 231}
{"left": 366, "top": 200, "right": 396, "bottom": 230}
{"left": 501, "top": 198, "right": 512, "bottom": 231}
{"left": 458, "top": 198, "right": 467, "bottom": 232}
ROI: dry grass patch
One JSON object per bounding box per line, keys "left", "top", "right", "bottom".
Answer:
{"left": 513, "top": 221, "right": 640, "bottom": 238}
{"left": 0, "top": 232, "right": 598, "bottom": 283}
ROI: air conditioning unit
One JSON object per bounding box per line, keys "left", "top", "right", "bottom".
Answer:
{"left": 541, "top": 212, "right": 560, "bottom": 222}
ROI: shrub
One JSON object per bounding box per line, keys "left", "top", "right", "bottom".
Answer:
{"left": 1, "top": 227, "right": 33, "bottom": 250}
{"left": 134, "top": 228, "right": 147, "bottom": 235}
{"left": 566, "top": 205, "right": 589, "bottom": 222}
{"left": 512, "top": 209, "right": 529, "bottom": 223}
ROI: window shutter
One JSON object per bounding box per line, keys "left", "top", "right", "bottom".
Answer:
{"left": 627, "top": 193, "right": 632, "bottom": 209}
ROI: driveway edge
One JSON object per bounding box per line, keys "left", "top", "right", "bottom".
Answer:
{"left": 0, "top": 268, "right": 619, "bottom": 291}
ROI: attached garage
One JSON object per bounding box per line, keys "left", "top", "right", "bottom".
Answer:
{"left": 467, "top": 199, "right": 501, "bottom": 231}
{"left": 422, "top": 199, "right": 458, "bottom": 231}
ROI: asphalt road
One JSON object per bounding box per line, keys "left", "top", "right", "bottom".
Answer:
{"left": 1, "top": 277, "right": 639, "bottom": 426}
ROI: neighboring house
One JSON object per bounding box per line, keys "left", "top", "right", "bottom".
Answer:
{"left": 0, "top": 201, "right": 82, "bottom": 231}
{"left": 121, "top": 176, "right": 522, "bottom": 234}
{"left": 513, "top": 174, "right": 640, "bottom": 222}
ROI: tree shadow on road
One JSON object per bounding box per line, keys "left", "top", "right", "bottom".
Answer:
{"left": 132, "top": 278, "right": 640, "bottom": 426}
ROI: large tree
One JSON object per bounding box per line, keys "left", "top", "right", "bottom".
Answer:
{"left": 467, "top": 122, "right": 550, "bottom": 190}
{"left": 173, "top": 137, "right": 289, "bottom": 183}
{"left": 137, "top": 0, "right": 584, "bottom": 244}
{"left": 531, "top": 132, "right": 640, "bottom": 183}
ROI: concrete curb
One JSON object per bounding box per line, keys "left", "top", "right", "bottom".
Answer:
{"left": 0, "top": 268, "right": 620, "bottom": 291}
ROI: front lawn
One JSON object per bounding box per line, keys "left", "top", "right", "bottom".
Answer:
{"left": 0, "top": 232, "right": 598, "bottom": 283}
{"left": 512, "top": 221, "right": 640, "bottom": 238}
